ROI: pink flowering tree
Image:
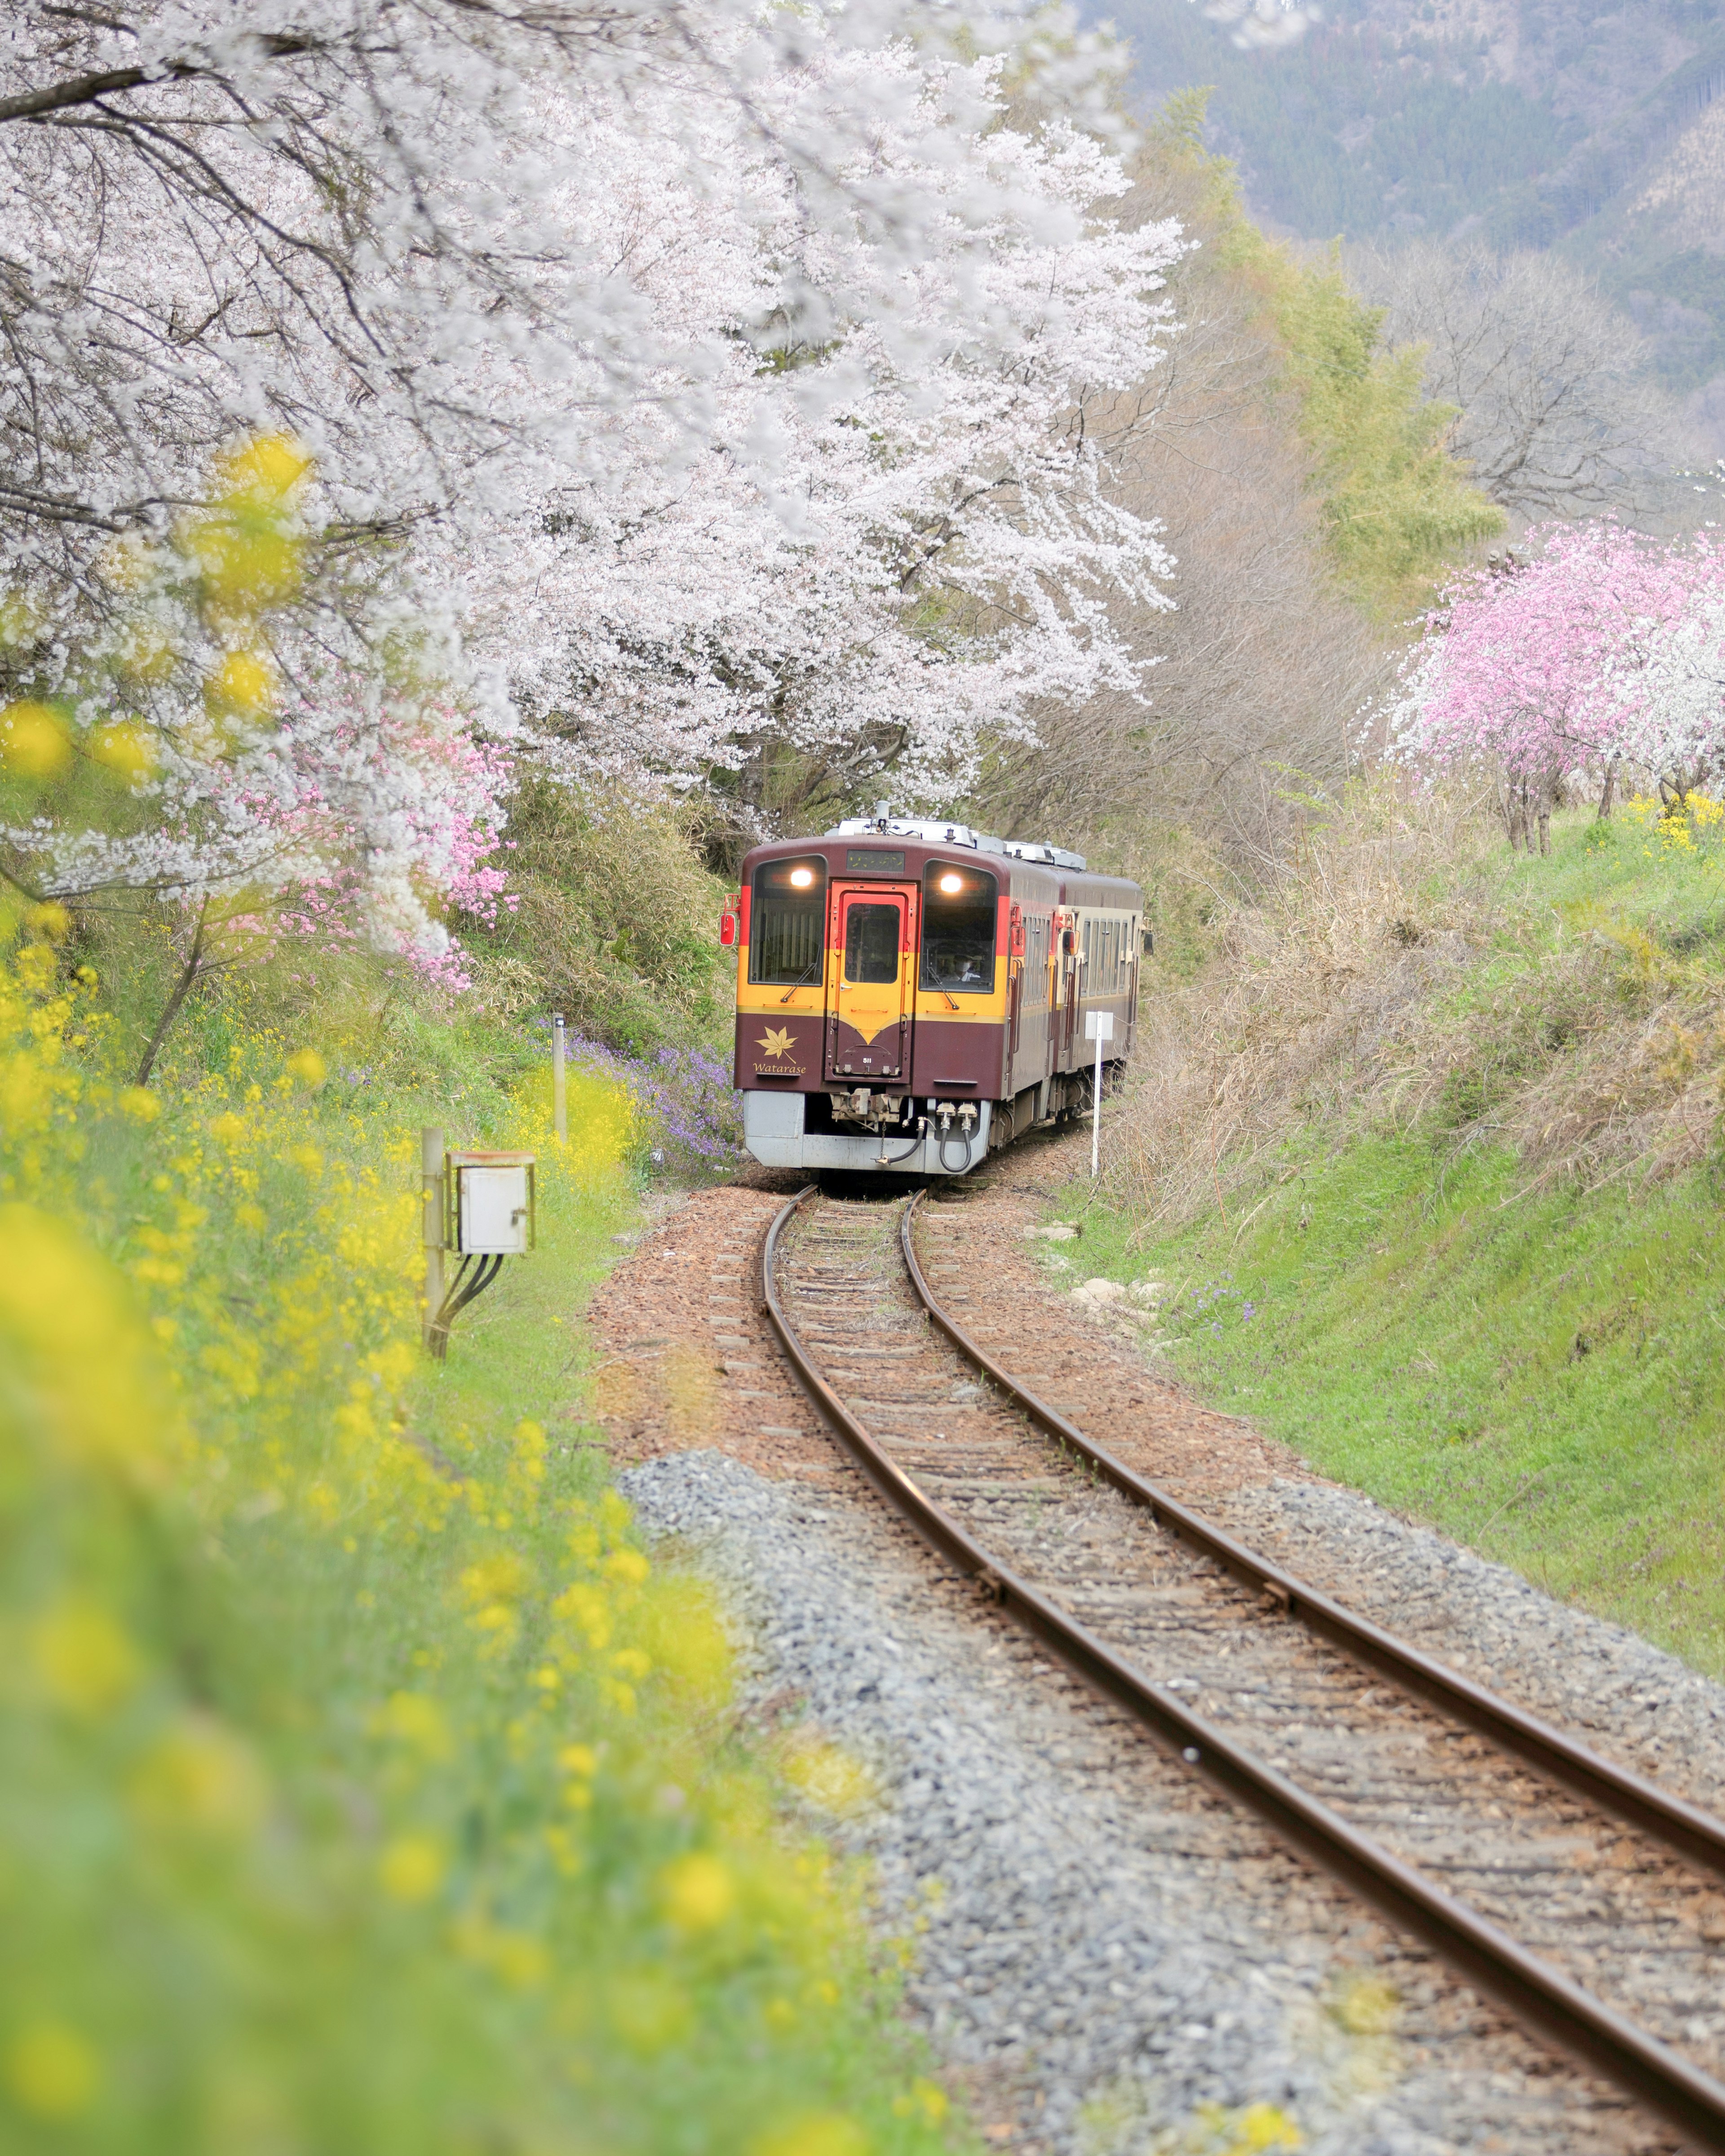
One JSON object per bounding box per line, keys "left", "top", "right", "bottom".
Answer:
{"left": 1395, "top": 524, "right": 1702, "bottom": 850}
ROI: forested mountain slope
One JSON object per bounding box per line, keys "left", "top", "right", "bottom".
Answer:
{"left": 1093, "top": 0, "right": 1725, "bottom": 411}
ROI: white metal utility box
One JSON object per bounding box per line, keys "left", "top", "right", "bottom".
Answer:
{"left": 444, "top": 1149, "right": 537, "bottom": 1255}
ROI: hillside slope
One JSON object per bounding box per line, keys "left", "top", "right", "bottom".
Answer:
{"left": 1074, "top": 787, "right": 1725, "bottom": 1675}
{"left": 1092, "top": 0, "right": 1725, "bottom": 406}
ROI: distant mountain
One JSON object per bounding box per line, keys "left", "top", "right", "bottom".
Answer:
{"left": 1093, "top": 0, "right": 1725, "bottom": 411}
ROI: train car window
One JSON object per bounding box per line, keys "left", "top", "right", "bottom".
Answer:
{"left": 920, "top": 864, "right": 997, "bottom": 994}
{"left": 750, "top": 856, "right": 827, "bottom": 985}
{"left": 843, "top": 902, "right": 901, "bottom": 985}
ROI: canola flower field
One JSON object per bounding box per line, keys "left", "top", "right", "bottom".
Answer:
{"left": 0, "top": 906, "right": 957, "bottom": 2156}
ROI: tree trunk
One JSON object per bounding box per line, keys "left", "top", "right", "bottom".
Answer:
{"left": 1596, "top": 760, "right": 1617, "bottom": 820}
{"left": 135, "top": 901, "right": 208, "bottom": 1087}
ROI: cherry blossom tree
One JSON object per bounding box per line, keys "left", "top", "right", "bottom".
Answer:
{"left": 1393, "top": 524, "right": 1700, "bottom": 850}
{"left": 2, "top": 0, "right": 1183, "bottom": 974}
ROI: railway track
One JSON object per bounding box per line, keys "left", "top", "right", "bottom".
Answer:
{"left": 761, "top": 1182, "right": 1725, "bottom": 2152}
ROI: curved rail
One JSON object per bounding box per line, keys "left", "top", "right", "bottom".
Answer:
{"left": 900, "top": 1192, "right": 1725, "bottom": 1882}
{"left": 761, "top": 1184, "right": 1725, "bottom": 2153}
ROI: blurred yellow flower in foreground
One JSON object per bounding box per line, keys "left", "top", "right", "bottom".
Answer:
{"left": 4, "top": 2020, "right": 100, "bottom": 2120}
{"left": 129, "top": 1718, "right": 268, "bottom": 1841}
{"left": 209, "top": 649, "right": 275, "bottom": 715}
{"left": 379, "top": 1833, "right": 447, "bottom": 1904}
{"left": 90, "top": 719, "right": 156, "bottom": 782}
{"left": 752, "top": 2112, "right": 868, "bottom": 2156}
{"left": 659, "top": 1851, "right": 735, "bottom": 1932}
{"left": 0, "top": 1205, "right": 168, "bottom": 1482}
{"left": 1, "top": 701, "right": 71, "bottom": 778}
{"left": 780, "top": 1733, "right": 877, "bottom": 1818}
{"left": 118, "top": 1087, "right": 162, "bottom": 1122}
{"left": 216, "top": 432, "right": 312, "bottom": 507}
{"left": 286, "top": 1047, "right": 327, "bottom": 1088}
{"left": 30, "top": 1597, "right": 141, "bottom": 1716}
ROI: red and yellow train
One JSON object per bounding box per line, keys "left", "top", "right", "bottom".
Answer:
{"left": 724, "top": 814, "right": 1146, "bottom": 1175}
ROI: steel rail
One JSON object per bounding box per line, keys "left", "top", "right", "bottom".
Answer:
{"left": 761, "top": 1184, "right": 1725, "bottom": 2153}
{"left": 901, "top": 1191, "right": 1725, "bottom": 1885}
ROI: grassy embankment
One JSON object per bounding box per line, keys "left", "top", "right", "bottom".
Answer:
{"left": 0, "top": 908, "right": 957, "bottom": 2156}
{"left": 1071, "top": 790, "right": 1725, "bottom": 1675}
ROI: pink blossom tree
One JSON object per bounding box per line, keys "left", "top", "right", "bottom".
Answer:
{"left": 1395, "top": 523, "right": 1700, "bottom": 850}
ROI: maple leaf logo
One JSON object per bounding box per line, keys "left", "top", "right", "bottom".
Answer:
{"left": 756, "top": 1025, "right": 796, "bottom": 1059}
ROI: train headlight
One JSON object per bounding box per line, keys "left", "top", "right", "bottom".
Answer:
{"left": 938, "top": 872, "right": 963, "bottom": 894}
{"left": 789, "top": 867, "right": 814, "bottom": 889}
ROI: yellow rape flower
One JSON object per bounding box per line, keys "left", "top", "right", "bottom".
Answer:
{"left": 26, "top": 900, "right": 69, "bottom": 941}
{"left": 208, "top": 649, "right": 274, "bottom": 715}
{"left": 659, "top": 1851, "right": 735, "bottom": 1932}
{"left": 0, "top": 1205, "right": 168, "bottom": 1483}
{"left": 781, "top": 1736, "right": 877, "bottom": 1818}
{"left": 1, "top": 700, "right": 71, "bottom": 778}
{"left": 752, "top": 2115, "right": 868, "bottom": 2156}
{"left": 117, "top": 1087, "right": 161, "bottom": 1122}
{"left": 129, "top": 1717, "right": 268, "bottom": 1841}
{"left": 215, "top": 432, "right": 312, "bottom": 507}
{"left": 372, "top": 1691, "right": 453, "bottom": 1763}
{"left": 90, "top": 719, "right": 155, "bottom": 781}
{"left": 29, "top": 1598, "right": 141, "bottom": 1716}
{"left": 378, "top": 1833, "right": 446, "bottom": 1905}
{"left": 285, "top": 1047, "right": 326, "bottom": 1088}
{"left": 4, "top": 2021, "right": 100, "bottom": 2120}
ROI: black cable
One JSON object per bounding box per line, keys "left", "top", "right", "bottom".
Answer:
{"left": 429, "top": 1251, "right": 507, "bottom": 1358}
{"left": 938, "top": 1124, "right": 978, "bottom": 1175}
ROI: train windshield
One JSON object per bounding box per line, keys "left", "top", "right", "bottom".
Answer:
{"left": 751, "top": 857, "right": 827, "bottom": 985}
{"left": 920, "top": 864, "right": 997, "bottom": 994}
{"left": 843, "top": 902, "right": 901, "bottom": 984}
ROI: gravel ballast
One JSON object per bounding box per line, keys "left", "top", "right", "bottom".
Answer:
{"left": 621, "top": 1448, "right": 1668, "bottom": 2156}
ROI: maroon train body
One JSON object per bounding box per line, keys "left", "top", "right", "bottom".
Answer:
{"left": 725, "top": 814, "right": 1145, "bottom": 1176}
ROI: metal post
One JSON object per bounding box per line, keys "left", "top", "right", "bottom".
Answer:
{"left": 421, "top": 1124, "right": 445, "bottom": 1354}
{"left": 552, "top": 1012, "right": 567, "bottom": 1143}
{"left": 1092, "top": 1036, "right": 1103, "bottom": 1180}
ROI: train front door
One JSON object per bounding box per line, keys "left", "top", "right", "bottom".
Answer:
{"left": 825, "top": 883, "right": 916, "bottom": 1083}
{"left": 1052, "top": 908, "right": 1080, "bottom": 1070}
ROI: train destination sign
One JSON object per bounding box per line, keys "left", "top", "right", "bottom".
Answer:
{"left": 845, "top": 848, "right": 906, "bottom": 874}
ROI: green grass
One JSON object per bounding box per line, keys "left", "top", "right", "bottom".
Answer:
{"left": 1073, "top": 803, "right": 1725, "bottom": 1677}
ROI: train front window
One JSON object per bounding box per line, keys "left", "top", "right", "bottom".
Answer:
{"left": 750, "top": 857, "right": 827, "bottom": 986}
{"left": 844, "top": 902, "right": 901, "bottom": 984}
{"left": 920, "top": 866, "right": 996, "bottom": 994}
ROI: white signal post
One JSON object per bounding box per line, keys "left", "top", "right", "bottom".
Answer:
{"left": 421, "top": 1123, "right": 446, "bottom": 1353}
{"left": 552, "top": 1011, "right": 567, "bottom": 1142}
{"left": 1084, "top": 1009, "right": 1114, "bottom": 1179}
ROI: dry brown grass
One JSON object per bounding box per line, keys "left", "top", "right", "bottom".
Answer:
{"left": 1113, "top": 778, "right": 1725, "bottom": 1223}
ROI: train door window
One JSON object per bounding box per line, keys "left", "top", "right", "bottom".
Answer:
{"left": 750, "top": 856, "right": 827, "bottom": 986}
{"left": 843, "top": 901, "right": 901, "bottom": 984}
{"left": 920, "top": 864, "right": 997, "bottom": 994}
{"left": 1082, "top": 919, "right": 1094, "bottom": 976}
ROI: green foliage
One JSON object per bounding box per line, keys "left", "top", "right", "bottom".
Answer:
{"left": 459, "top": 775, "right": 732, "bottom": 1058}
{"left": 1238, "top": 237, "right": 1502, "bottom": 614}
{"left": 1138, "top": 90, "right": 1500, "bottom": 615}
{"left": 0, "top": 937, "right": 959, "bottom": 2155}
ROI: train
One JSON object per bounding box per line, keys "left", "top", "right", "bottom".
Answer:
{"left": 724, "top": 812, "right": 1147, "bottom": 1176}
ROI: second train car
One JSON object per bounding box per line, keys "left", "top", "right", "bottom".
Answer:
{"left": 724, "top": 813, "right": 1147, "bottom": 1176}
